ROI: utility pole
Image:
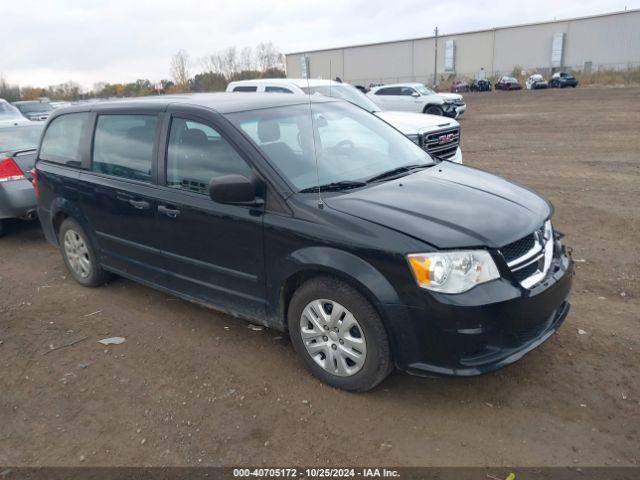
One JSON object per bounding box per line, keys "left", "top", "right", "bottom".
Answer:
{"left": 433, "top": 27, "right": 439, "bottom": 87}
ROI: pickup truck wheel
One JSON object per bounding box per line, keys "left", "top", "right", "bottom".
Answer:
{"left": 288, "top": 276, "right": 393, "bottom": 391}
{"left": 59, "top": 218, "right": 111, "bottom": 288}
{"left": 424, "top": 105, "right": 444, "bottom": 116}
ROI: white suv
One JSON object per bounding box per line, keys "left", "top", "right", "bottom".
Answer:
{"left": 226, "top": 79, "right": 463, "bottom": 163}
{"left": 367, "top": 83, "right": 466, "bottom": 118}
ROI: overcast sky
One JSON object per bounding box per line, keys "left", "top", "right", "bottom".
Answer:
{"left": 1, "top": 0, "right": 637, "bottom": 89}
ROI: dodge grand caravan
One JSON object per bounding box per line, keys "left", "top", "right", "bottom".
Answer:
{"left": 35, "top": 93, "right": 573, "bottom": 391}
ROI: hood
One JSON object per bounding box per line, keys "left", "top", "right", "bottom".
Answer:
{"left": 374, "top": 111, "right": 458, "bottom": 135}
{"left": 324, "top": 162, "right": 551, "bottom": 249}
{"left": 437, "top": 93, "right": 463, "bottom": 102}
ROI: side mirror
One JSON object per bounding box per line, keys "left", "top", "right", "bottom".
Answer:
{"left": 209, "top": 175, "right": 263, "bottom": 205}
{"left": 411, "top": 92, "right": 420, "bottom": 98}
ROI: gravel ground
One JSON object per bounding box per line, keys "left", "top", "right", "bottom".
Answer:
{"left": 0, "top": 86, "right": 638, "bottom": 467}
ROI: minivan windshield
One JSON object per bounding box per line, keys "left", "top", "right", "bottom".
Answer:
{"left": 228, "top": 101, "right": 434, "bottom": 192}
{"left": 300, "top": 84, "right": 381, "bottom": 113}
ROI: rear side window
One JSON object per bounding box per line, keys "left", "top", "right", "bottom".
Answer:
{"left": 265, "top": 86, "right": 293, "bottom": 93}
{"left": 92, "top": 114, "right": 157, "bottom": 182}
{"left": 39, "top": 113, "right": 89, "bottom": 167}
{"left": 232, "top": 86, "right": 257, "bottom": 92}
{"left": 375, "top": 87, "right": 401, "bottom": 96}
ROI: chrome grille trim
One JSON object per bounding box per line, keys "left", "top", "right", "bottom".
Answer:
{"left": 500, "top": 221, "right": 554, "bottom": 289}
{"left": 419, "top": 127, "right": 460, "bottom": 160}
{"left": 506, "top": 242, "right": 542, "bottom": 268}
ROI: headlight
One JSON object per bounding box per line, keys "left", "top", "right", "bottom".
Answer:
{"left": 407, "top": 250, "right": 500, "bottom": 294}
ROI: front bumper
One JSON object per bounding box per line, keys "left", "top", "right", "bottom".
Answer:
{"left": 382, "top": 247, "right": 573, "bottom": 376}
{"left": 0, "top": 178, "right": 37, "bottom": 220}
{"left": 443, "top": 104, "right": 466, "bottom": 118}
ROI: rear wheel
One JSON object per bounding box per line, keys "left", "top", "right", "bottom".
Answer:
{"left": 424, "top": 105, "right": 444, "bottom": 116}
{"left": 288, "top": 276, "right": 393, "bottom": 391}
{"left": 59, "top": 218, "right": 111, "bottom": 287}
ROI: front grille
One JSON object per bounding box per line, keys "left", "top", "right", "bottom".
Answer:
{"left": 512, "top": 262, "right": 538, "bottom": 283}
{"left": 420, "top": 127, "right": 460, "bottom": 160}
{"left": 499, "top": 223, "right": 553, "bottom": 288}
{"left": 501, "top": 234, "right": 535, "bottom": 264}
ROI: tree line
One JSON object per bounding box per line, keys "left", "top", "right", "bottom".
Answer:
{"left": 0, "top": 42, "right": 285, "bottom": 102}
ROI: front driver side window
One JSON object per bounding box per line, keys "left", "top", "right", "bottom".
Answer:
{"left": 166, "top": 118, "right": 253, "bottom": 195}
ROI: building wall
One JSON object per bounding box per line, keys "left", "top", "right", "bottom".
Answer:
{"left": 285, "top": 9, "right": 640, "bottom": 85}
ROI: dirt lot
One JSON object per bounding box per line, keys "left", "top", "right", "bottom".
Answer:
{"left": 1, "top": 86, "right": 639, "bottom": 467}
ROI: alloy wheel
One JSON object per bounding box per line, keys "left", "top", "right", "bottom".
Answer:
{"left": 299, "top": 299, "right": 367, "bottom": 377}
{"left": 64, "top": 230, "right": 91, "bottom": 279}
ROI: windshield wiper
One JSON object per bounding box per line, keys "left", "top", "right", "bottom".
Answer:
{"left": 299, "top": 180, "right": 367, "bottom": 193}
{"left": 365, "top": 164, "right": 431, "bottom": 183}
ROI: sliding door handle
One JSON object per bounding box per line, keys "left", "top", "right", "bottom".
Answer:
{"left": 128, "top": 199, "right": 150, "bottom": 210}
{"left": 158, "top": 205, "right": 181, "bottom": 218}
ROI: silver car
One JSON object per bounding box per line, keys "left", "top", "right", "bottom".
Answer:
{"left": 0, "top": 123, "right": 43, "bottom": 235}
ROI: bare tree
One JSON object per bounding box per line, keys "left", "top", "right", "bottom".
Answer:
{"left": 239, "top": 46, "right": 254, "bottom": 72}
{"left": 255, "top": 42, "right": 284, "bottom": 71}
{"left": 220, "top": 47, "right": 239, "bottom": 78}
{"left": 170, "top": 50, "right": 191, "bottom": 87}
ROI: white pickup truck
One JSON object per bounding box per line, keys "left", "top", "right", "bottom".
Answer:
{"left": 226, "top": 78, "right": 463, "bottom": 164}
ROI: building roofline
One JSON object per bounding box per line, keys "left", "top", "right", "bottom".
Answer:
{"left": 285, "top": 8, "right": 640, "bottom": 56}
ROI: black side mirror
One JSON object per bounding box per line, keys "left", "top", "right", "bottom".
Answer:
{"left": 209, "top": 175, "right": 263, "bottom": 205}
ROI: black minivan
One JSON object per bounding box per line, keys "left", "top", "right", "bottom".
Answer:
{"left": 35, "top": 93, "right": 573, "bottom": 391}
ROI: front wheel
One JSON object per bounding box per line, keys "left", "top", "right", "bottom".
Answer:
{"left": 59, "top": 218, "right": 112, "bottom": 287}
{"left": 288, "top": 276, "right": 393, "bottom": 391}
{"left": 424, "top": 105, "right": 444, "bottom": 116}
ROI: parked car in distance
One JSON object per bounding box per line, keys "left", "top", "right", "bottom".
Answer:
{"left": 12, "top": 100, "right": 55, "bottom": 121}
{"left": 367, "top": 83, "right": 466, "bottom": 118}
{"left": 495, "top": 76, "right": 523, "bottom": 90}
{"left": 0, "top": 123, "right": 44, "bottom": 235}
{"left": 450, "top": 80, "right": 470, "bottom": 93}
{"left": 0, "top": 99, "right": 32, "bottom": 127}
{"left": 227, "top": 78, "right": 463, "bottom": 163}
{"left": 526, "top": 74, "right": 549, "bottom": 90}
{"left": 353, "top": 85, "right": 368, "bottom": 94}
{"left": 470, "top": 79, "right": 492, "bottom": 92}
{"left": 549, "top": 72, "right": 579, "bottom": 88}
{"left": 35, "top": 94, "right": 572, "bottom": 391}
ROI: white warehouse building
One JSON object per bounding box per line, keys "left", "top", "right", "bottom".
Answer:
{"left": 285, "top": 9, "right": 640, "bottom": 86}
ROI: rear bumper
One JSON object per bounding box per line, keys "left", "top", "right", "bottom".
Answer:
{"left": 0, "top": 179, "right": 37, "bottom": 220}
{"left": 382, "top": 248, "right": 573, "bottom": 376}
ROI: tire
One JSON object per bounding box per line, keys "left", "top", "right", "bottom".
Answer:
{"left": 58, "top": 218, "right": 111, "bottom": 287}
{"left": 424, "top": 105, "right": 444, "bottom": 116}
{"left": 288, "top": 276, "right": 393, "bottom": 391}
{"left": 0, "top": 219, "right": 5, "bottom": 237}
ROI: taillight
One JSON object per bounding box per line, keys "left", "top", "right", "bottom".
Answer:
{"left": 30, "top": 167, "right": 40, "bottom": 198}
{"left": 0, "top": 157, "right": 25, "bottom": 182}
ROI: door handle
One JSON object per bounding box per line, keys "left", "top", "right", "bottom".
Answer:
{"left": 128, "top": 199, "right": 150, "bottom": 210}
{"left": 158, "top": 205, "right": 181, "bottom": 218}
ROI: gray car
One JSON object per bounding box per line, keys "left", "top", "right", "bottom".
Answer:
{"left": 12, "top": 100, "right": 55, "bottom": 121}
{"left": 0, "top": 123, "right": 43, "bottom": 235}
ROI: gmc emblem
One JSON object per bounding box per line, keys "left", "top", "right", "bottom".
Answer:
{"left": 438, "top": 133, "right": 455, "bottom": 145}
